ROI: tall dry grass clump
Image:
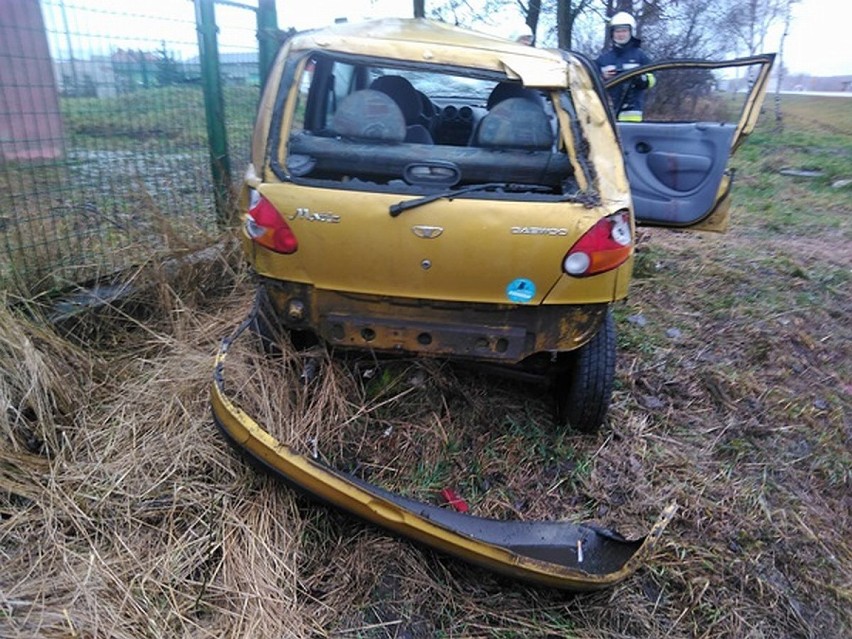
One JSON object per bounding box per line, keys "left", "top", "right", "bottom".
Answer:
{"left": 0, "top": 258, "right": 333, "bottom": 638}
{"left": 0, "top": 297, "right": 94, "bottom": 458}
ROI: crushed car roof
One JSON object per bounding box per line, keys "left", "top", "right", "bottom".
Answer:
{"left": 286, "top": 17, "right": 572, "bottom": 87}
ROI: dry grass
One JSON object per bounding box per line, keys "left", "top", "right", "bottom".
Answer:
{"left": 2, "top": 97, "right": 851, "bottom": 638}
{"left": 0, "top": 180, "right": 217, "bottom": 297}
{"left": 1, "top": 254, "right": 325, "bottom": 638}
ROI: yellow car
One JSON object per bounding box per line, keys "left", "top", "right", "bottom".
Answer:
{"left": 213, "top": 17, "right": 773, "bottom": 590}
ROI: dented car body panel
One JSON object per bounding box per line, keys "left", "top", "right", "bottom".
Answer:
{"left": 260, "top": 279, "right": 610, "bottom": 363}
{"left": 607, "top": 55, "right": 775, "bottom": 230}
{"left": 246, "top": 20, "right": 633, "bottom": 318}
{"left": 241, "top": 18, "right": 773, "bottom": 361}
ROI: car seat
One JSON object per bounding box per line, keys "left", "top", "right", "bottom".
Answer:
{"left": 331, "top": 90, "right": 406, "bottom": 142}
{"left": 486, "top": 81, "right": 543, "bottom": 110}
{"left": 369, "top": 75, "right": 434, "bottom": 143}
{"left": 472, "top": 97, "right": 553, "bottom": 150}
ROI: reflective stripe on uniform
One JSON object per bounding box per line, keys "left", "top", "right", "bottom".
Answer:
{"left": 618, "top": 110, "right": 643, "bottom": 122}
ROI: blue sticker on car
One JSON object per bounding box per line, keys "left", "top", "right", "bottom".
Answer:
{"left": 506, "top": 278, "right": 536, "bottom": 303}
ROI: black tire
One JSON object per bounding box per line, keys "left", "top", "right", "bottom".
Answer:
{"left": 555, "top": 310, "right": 616, "bottom": 433}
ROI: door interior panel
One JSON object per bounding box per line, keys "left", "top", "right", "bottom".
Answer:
{"left": 619, "top": 122, "right": 736, "bottom": 226}
{"left": 646, "top": 151, "right": 711, "bottom": 191}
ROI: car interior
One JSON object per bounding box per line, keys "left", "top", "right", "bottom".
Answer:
{"left": 278, "top": 54, "right": 578, "bottom": 198}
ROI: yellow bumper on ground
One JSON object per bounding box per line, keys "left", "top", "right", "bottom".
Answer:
{"left": 211, "top": 307, "right": 676, "bottom": 591}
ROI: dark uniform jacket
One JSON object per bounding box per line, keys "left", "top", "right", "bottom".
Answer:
{"left": 595, "top": 36, "right": 653, "bottom": 121}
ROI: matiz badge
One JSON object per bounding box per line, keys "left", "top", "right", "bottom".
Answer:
{"left": 287, "top": 208, "right": 340, "bottom": 223}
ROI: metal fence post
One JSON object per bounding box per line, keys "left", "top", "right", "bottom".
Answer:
{"left": 194, "top": 0, "right": 233, "bottom": 228}
{"left": 256, "top": 0, "right": 278, "bottom": 92}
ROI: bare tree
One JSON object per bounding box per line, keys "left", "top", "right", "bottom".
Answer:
{"left": 511, "top": 0, "right": 541, "bottom": 33}
{"left": 773, "top": 0, "right": 798, "bottom": 131}
{"left": 426, "top": 0, "right": 517, "bottom": 29}
{"left": 423, "top": 0, "right": 786, "bottom": 64}
{"left": 650, "top": 3, "right": 731, "bottom": 58}
{"left": 589, "top": 1, "right": 733, "bottom": 60}
{"left": 722, "top": 0, "right": 787, "bottom": 57}
{"left": 554, "top": 0, "right": 597, "bottom": 49}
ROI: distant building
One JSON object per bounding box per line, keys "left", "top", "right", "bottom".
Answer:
{"left": 187, "top": 51, "right": 259, "bottom": 86}
{"left": 0, "top": 0, "right": 65, "bottom": 161}
{"left": 110, "top": 48, "right": 161, "bottom": 93}
{"left": 55, "top": 55, "right": 117, "bottom": 98}
{"left": 54, "top": 48, "right": 204, "bottom": 98}
{"left": 779, "top": 73, "right": 852, "bottom": 93}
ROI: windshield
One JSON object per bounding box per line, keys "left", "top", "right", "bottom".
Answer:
{"left": 394, "top": 69, "right": 493, "bottom": 100}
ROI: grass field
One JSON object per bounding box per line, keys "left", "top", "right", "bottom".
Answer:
{"left": 0, "top": 85, "right": 257, "bottom": 295}
{"left": 1, "top": 93, "right": 850, "bottom": 638}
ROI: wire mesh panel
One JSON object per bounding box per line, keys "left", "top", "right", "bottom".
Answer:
{"left": 0, "top": 0, "right": 261, "bottom": 295}
{"left": 214, "top": 1, "right": 264, "bottom": 181}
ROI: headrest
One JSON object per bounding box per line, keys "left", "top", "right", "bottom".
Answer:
{"left": 331, "top": 90, "right": 406, "bottom": 142}
{"left": 369, "top": 75, "right": 422, "bottom": 124}
{"left": 475, "top": 97, "right": 552, "bottom": 150}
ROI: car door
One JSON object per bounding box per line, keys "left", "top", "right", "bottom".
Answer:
{"left": 604, "top": 54, "right": 775, "bottom": 231}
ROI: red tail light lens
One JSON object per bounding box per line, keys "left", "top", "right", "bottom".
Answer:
{"left": 245, "top": 191, "right": 298, "bottom": 254}
{"left": 562, "top": 210, "right": 632, "bottom": 277}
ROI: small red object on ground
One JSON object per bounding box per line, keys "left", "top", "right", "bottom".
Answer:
{"left": 440, "top": 488, "right": 469, "bottom": 513}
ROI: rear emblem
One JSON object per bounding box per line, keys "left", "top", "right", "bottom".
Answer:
{"left": 412, "top": 225, "right": 444, "bottom": 239}
{"left": 287, "top": 208, "right": 340, "bottom": 223}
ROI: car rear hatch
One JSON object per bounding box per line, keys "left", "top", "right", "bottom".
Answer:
{"left": 250, "top": 183, "right": 621, "bottom": 306}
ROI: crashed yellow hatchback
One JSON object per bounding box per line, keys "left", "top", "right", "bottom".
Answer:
{"left": 212, "top": 18, "right": 773, "bottom": 590}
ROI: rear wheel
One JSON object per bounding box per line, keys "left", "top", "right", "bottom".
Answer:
{"left": 554, "top": 310, "right": 616, "bottom": 433}
{"left": 249, "top": 286, "right": 284, "bottom": 355}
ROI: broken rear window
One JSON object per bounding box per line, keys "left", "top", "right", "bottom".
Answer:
{"left": 280, "top": 54, "right": 582, "bottom": 198}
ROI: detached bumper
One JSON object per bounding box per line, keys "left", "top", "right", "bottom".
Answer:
{"left": 211, "top": 308, "right": 675, "bottom": 591}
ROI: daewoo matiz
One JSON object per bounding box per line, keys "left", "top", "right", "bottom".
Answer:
{"left": 212, "top": 17, "right": 773, "bottom": 590}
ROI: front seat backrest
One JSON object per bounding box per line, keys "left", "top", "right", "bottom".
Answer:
{"left": 370, "top": 75, "right": 422, "bottom": 124}
{"left": 486, "top": 81, "right": 543, "bottom": 110}
{"left": 331, "top": 89, "right": 406, "bottom": 142}
{"left": 369, "top": 75, "right": 434, "bottom": 144}
{"left": 474, "top": 97, "right": 553, "bottom": 150}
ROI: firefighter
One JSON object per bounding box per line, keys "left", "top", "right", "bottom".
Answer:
{"left": 596, "top": 12, "right": 656, "bottom": 121}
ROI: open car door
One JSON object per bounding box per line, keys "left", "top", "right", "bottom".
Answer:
{"left": 605, "top": 54, "right": 775, "bottom": 231}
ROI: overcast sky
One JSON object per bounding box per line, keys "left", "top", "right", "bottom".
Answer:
{"left": 44, "top": 0, "right": 851, "bottom": 78}
{"left": 768, "top": 0, "right": 851, "bottom": 76}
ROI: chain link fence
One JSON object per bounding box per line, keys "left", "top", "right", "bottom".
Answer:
{"left": 0, "top": 0, "right": 270, "bottom": 296}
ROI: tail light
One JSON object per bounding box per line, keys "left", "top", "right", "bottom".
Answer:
{"left": 245, "top": 190, "right": 298, "bottom": 254}
{"left": 562, "top": 210, "right": 632, "bottom": 277}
